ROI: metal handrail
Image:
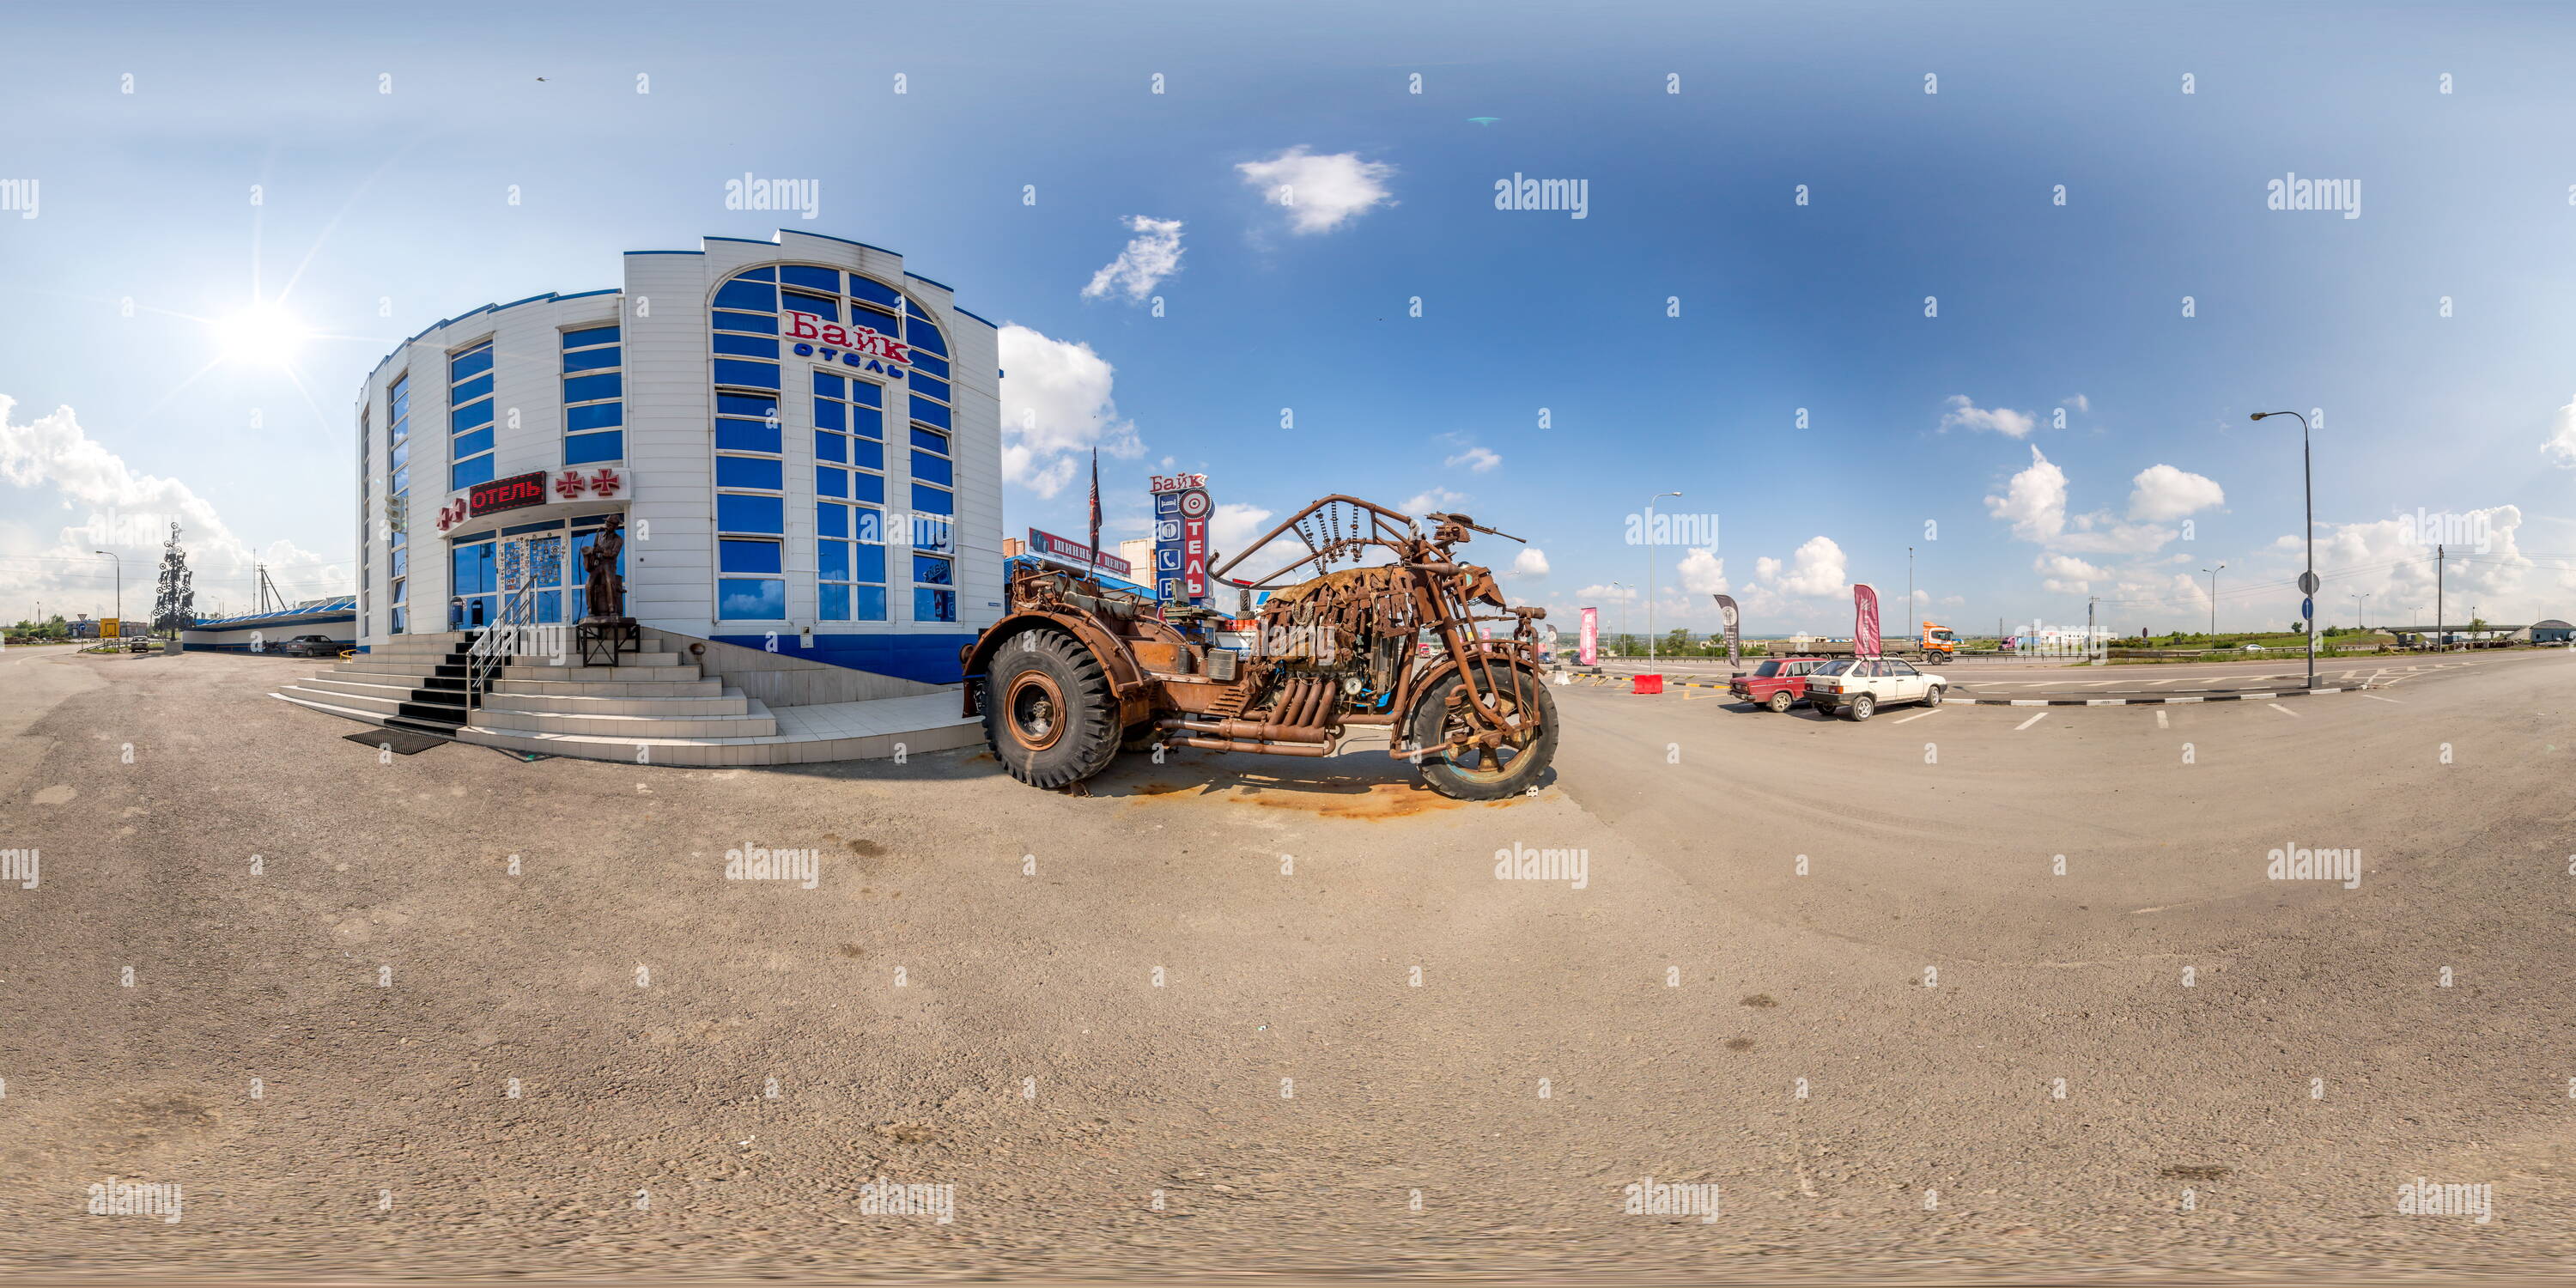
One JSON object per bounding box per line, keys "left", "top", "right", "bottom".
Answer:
{"left": 465, "top": 582, "right": 540, "bottom": 708}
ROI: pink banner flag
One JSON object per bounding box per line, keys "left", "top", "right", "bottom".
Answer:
{"left": 1854, "top": 584, "right": 1881, "bottom": 657}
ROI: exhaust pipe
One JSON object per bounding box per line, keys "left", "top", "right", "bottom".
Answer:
{"left": 1157, "top": 717, "right": 1331, "bottom": 744}
{"left": 1176, "top": 735, "right": 1332, "bottom": 757}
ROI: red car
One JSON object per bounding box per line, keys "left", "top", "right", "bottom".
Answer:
{"left": 1728, "top": 656, "right": 1831, "bottom": 713}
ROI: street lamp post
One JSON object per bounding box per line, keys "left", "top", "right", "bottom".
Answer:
{"left": 2250, "top": 411, "right": 2316, "bottom": 689}
{"left": 2350, "top": 592, "right": 2369, "bottom": 632}
{"left": 1609, "top": 582, "right": 1626, "bottom": 658}
{"left": 2201, "top": 562, "right": 2224, "bottom": 637}
{"left": 1644, "top": 490, "right": 1681, "bottom": 667}
{"left": 94, "top": 550, "right": 121, "bottom": 639}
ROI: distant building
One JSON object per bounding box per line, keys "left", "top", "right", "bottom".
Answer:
{"left": 2531, "top": 618, "right": 2572, "bottom": 643}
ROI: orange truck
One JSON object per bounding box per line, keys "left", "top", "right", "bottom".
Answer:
{"left": 1794, "top": 622, "right": 1959, "bottom": 659}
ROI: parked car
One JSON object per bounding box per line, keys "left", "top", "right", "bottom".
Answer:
{"left": 1805, "top": 657, "right": 1947, "bottom": 720}
{"left": 1729, "top": 655, "right": 1831, "bottom": 713}
{"left": 274, "top": 635, "right": 343, "bottom": 658}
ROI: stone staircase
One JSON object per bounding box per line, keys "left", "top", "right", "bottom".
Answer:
{"left": 272, "top": 629, "right": 975, "bottom": 766}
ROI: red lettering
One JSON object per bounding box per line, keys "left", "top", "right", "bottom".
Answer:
{"left": 787, "top": 311, "right": 820, "bottom": 340}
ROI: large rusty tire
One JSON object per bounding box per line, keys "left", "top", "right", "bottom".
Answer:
{"left": 1405, "top": 670, "right": 1558, "bottom": 801}
{"left": 981, "top": 628, "right": 1121, "bottom": 790}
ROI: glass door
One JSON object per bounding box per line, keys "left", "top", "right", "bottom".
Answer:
{"left": 497, "top": 532, "right": 568, "bottom": 624}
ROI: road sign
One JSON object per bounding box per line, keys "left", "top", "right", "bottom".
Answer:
{"left": 98, "top": 617, "right": 118, "bottom": 642}
{"left": 2301, "top": 597, "right": 2314, "bottom": 620}
{"left": 2298, "top": 571, "right": 2321, "bottom": 595}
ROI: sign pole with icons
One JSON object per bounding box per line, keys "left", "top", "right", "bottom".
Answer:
{"left": 1149, "top": 472, "right": 1211, "bottom": 605}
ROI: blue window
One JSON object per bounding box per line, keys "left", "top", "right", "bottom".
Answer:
{"left": 712, "top": 310, "right": 778, "bottom": 334}
{"left": 848, "top": 380, "right": 882, "bottom": 408}
{"left": 816, "top": 429, "right": 847, "bottom": 462}
{"left": 852, "top": 405, "right": 884, "bottom": 440}
{"left": 732, "top": 266, "right": 777, "bottom": 282}
{"left": 812, "top": 371, "right": 845, "bottom": 398}
{"left": 714, "top": 332, "right": 780, "bottom": 358}
{"left": 910, "top": 425, "right": 949, "bottom": 453}
{"left": 716, "top": 455, "right": 783, "bottom": 490}
{"left": 914, "top": 586, "right": 956, "bottom": 623}
{"left": 563, "top": 372, "right": 623, "bottom": 403}
{"left": 815, "top": 398, "right": 846, "bottom": 432}
{"left": 912, "top": 515, "right": 953, "bottom": 553}
{"left": 909, "top": 397, "right": 951, "bottom": 430}
{"left": 449, "top": 343, "right": 495, "bottom": 492}
{"left": 907, "top": 350, "right": 950, "bottom": 380}
{"left": 720, "top": 538, "right": 782, "bottom": 574}
{"left": 781, "top": 264, "right": 840, "bottom": 294}
{"left": 850, "top": 471, "right": 885, "bottom": 504}
{"left": 817, "top": 501, "right": 887, "bottom": 622}
{"left": 905, "top": 305, "right": 948, "bottom": 356}
{"left": 717, "top": 493, "right": 783, "bottom": 533}
{"left": 850, "top": 304, "right": 899, "bottom": 337}
{"left": 817, "top": 466, "right": 848, "bottom": 498}
{"left": 913, "top": 553, "right": 953, "bottom": 585}
{"left": 912, "top": 484, "right": 953, "bottom": 516}
{"left": 910, "top": 373, "right": 951, "bottom": 403}
{"left": 562, "top": 325, "right": 623, "bottom": 466}
{"left": 566, "top": 402, "right": 623, "bottom": 432}
{"left": 781, "top": 292, "right": 838, "bottom": 321}
{"left": 848, "top": 275, "right": 902, "bottom": 310}
{"left": 718, "top": 578, "right": 786, "bottom": 620}
{"left": 717, "top": 393, "right": 778, "bottom": 419}
{"left": 714, "top": 278, "right": 777, "bottom": 312}
{"left": 392, "top": 438, "right": 410, "bottom": 471}
{"left": 711, "top": 359, "right": 779, "bottom": 389}
{"left": 565, "top": 431, "right": 623, "bottom": 465}
{"left": 716, "top": 418, "right": 781, "bottom": 453}
{"left": 911, "top": 451, "right": 952, "bottom": 487}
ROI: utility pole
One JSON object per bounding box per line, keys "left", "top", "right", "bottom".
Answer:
{"left": 2250, "top": 410, "right": 2317, "bottom": 688}
{"left": 1906, "top": 546, "right": 1915, "bottom": 643}
{"left": 2201, "top": 562, "right": 2224, "bottom": 636}
{"left": 94, "top": 550, "right": 121, "bottom": 634}
{"left": 1644, "top": 490, "right": 1680, "bottom": 666}
{"left": 1609, "top": 582, "right": 1626, "bottom": 658}
{"left": 2434, "top": 544, "right": 2445, "bottom": 652}
{"left": 2087, "top": 595, "right": 2098, "bottom": 665}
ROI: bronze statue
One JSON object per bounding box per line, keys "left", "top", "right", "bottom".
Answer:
{"left": 580, "top": 516, "right": 627, "bottom": 620}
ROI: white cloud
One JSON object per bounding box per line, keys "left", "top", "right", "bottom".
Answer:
{"left": 2055, "top": 511, "right": 2179, "bottom": 556}
{"left": 1674, "top": 547, "right": 1726, "bottom": 595}
{"left": 1444, "top": 445, "right": 1501, "bottom": 472}
{"left": 1765, "top": 535, "right": 1848, "bottom": 597}
{"left": 1577, "top": 582, "right": 1638, "bottom": 605}
{"left": 998, "top": 324, "right": 1144, "bottom": 499}
{"left": 2063, "top": 394, "right": 2090, "bottom": 414}
{"left": 1402, "top": 487, "right": 1467, "bottom": 516}
{"left": 2545, "top": 399, "right": 2576, "bottom": 468}
{"left": 1080, "top": 216, "right": 1185, "bottom": 303}
{"left": 1753, "top": 556, "right": 1781, "bottom": 581}
{"left": 1511, "top": 547, "right": 1550, "bottom": 579}
{"left": 1941, "top": 395, "right": 2038, "bottom": 438}
{"left": 2127, "top": 464, "right": 2225, "bottom": 521}
{"left": 2035, "top": 552, "right": 2111, "bottom": 593}
{"left": 1236, "top": 146, "right": 1396, "bottom": 234}
{"left": 0, "top": 396, "right": 345, "bottom": 621}
{"left": 1984, "top": 445, "right": 2068, "bottom": 543}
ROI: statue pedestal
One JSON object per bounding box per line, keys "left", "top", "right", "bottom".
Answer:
{"left": 576, "top": 617, "right": 640, "bottom": 668}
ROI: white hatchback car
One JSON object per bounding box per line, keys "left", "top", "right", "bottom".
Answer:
{"left": 1805, "top": 657, "right": 1947, "bottom": 720}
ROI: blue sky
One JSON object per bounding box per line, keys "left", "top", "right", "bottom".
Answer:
{"left": 5, "top": 1, "right": 2574, "bottom": 634}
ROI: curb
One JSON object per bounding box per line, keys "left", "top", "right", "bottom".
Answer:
{"left": 1551, "top": 671, "right": 2382, "bottom": 706}
{"left": 1951, "top": 684, "right": 2373, "bottom": 707}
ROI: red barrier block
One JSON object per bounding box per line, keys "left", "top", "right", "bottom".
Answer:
{"left": 1632, "top": 673, "right": 1664, "bottom": 695}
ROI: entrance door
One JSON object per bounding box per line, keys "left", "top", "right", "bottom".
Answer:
{"left": 497, "top": 532, "right": 568, "bottom": 624}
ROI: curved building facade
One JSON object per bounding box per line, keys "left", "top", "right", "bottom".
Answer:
{"left": 354, "top": 231, "right": 1001, "bottom": 683}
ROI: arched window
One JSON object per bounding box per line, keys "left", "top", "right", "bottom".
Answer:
{"left": 708, "top": 264, "right": 955, "bottom": 625}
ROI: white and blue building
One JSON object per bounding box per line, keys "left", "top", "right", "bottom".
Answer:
{"left": 354, "top": 231, "right": 1003, "bottom": 683}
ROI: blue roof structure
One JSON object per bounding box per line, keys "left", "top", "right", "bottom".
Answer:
{"left": 186, "top": 596, "right": 357, "bottom": 629}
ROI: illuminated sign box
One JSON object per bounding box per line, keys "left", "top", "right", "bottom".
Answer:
{"left": 1027, "top": 527, "right": 1132, "bottom": 577}
{"left": 469, "top": 471, "right": 548, "bottom": 518}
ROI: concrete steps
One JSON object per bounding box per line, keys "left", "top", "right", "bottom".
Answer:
{"left": 273, "top": 632, "right": 971, "bottom": 766}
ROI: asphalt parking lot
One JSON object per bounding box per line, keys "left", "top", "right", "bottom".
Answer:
{"left": 4, "top": 645, "right": 2574, "bottom": 1281}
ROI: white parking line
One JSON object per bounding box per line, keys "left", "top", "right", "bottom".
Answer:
{"left": 2360, "top": 694, "right": 2403, "bottom": 703}
{"left": 2014, "top": 711, "right": 2050, "bottom": 731}
{"left": 2154, "top": 709, "right": 2170, "bottom": 729}
{"left": 1893, "top": 707, "right": 1941, "bottom": 725}
{"left": 2267, "top": 703, "right": 2300, "bottom": 717}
